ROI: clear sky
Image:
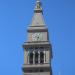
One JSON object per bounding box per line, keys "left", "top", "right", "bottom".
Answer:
{"left": 0, "top": 0, "right": 75, "bottom": 75}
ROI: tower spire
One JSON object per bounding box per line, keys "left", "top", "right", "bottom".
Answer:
{"left": 29, "top": 0, "right": 46, "bottom": 27}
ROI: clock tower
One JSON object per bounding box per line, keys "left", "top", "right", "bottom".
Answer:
{"left": 22, "top": 0, "right": 53, "bottom": 75}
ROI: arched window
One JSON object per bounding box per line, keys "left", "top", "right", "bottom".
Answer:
{"left": 35, "top": 52, "right": 38, "bottom": 64}
{"left": 40, "top": 52, "right": 44, "bottom": 64}
{"left": 29, "top": 52, "right": 33, "bottom": 64}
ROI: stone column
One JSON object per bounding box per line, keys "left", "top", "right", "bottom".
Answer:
{"left": 33, "top": 51, "right": 35, "bottom": 64}
{"left": 28, "top": 51, "right": 29, "bottom": 64}
{"left": 44, "top": 50, "right": 45, "bottom": 63}
{"left": 38, "top": 51, "right": 40, "bottom": 64}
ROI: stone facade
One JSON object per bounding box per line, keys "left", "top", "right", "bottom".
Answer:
{"left": 22, "top": 0, "right": 52, "bottom": 75}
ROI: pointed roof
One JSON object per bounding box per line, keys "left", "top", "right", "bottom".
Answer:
{"left": 30, "top": 0, "right": 46, "bottom": 27}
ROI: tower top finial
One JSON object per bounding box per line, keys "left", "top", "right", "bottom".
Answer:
{"left": 34, "top": 0, "right": 43, "bottom": 13}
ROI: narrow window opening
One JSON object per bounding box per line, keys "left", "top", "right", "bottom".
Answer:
{"left": 40, "top": 69, "right": 44, "bottom": 72}
{"left": 40, "top": 52, "right": 44, "bottom": 64}
{"left": 29, "top": 52, "right": 33, "bottom": 64}
{"left": 35, "top": 52, "right": 38, "bottom": 64}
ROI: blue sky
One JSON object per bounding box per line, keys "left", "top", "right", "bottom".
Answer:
{"left": 0, "top": 0, "right": 75, "bottom": 75}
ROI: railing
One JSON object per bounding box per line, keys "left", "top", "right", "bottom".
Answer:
{"left": 23, "top": 72, "right": 50, "bottom": 75}
{"left": 23, "top": 63, "right": 50, "bottom": 68}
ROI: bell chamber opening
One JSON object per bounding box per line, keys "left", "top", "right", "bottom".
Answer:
{"left": 29, "top": 52, "right": 33, "bottom": 64}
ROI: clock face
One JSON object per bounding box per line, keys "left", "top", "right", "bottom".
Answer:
{"left": 32, "top": 33, "right": 43, "bottom": 41}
